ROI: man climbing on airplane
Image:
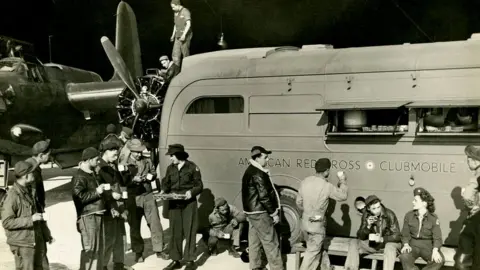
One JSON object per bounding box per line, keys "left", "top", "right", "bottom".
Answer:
{"left": 344, "top": 195, "right": 401, "bottom": 270}
{"left": 170, "top": 0, "right": 192, "bottom": 67}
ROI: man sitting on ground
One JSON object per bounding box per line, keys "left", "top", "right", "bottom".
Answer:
{"left": 208, "top": 197, "right": 246, "bottom": 258}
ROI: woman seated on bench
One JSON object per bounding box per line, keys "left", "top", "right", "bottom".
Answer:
{"left": 399, "top": 187, "right": 444, "bottom": 270}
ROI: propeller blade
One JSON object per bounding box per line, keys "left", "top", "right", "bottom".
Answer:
{"left": 101, "top": 36, "right": 141, "bottom": 100}
{"left": 132, "top": 114, "right": 140, "bottom": 130}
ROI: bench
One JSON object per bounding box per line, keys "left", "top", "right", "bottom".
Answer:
{"left": 292, "top": 237, "right": 456, "bottom": 270}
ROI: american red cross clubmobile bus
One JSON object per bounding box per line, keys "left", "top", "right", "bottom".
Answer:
{"left": 159, "top": 33, "right": 480, "bottom": 248}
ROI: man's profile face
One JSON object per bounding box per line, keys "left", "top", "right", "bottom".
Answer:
{"left": 368, "top": 202, "right": 382, "bottom": 216}
{"left": 171, "top": 4, "right": 180, "bottom": 11}
{"left": 218, "top": 204, "right": 229, "bottom": 215}
{"left": 161, "top": 59, "right": 169, "bottom": 68}
{"left": 255, "top": 153, "right": 269, "bottom": 168}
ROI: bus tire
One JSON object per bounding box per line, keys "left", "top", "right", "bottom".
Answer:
{"left": 278, "top": 188, "right": 302, "bottom": 246}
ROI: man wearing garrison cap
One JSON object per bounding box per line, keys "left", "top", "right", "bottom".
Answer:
{"left": 455, "top": 145, "right": 480, "bottom": 269}
{"left": 296, "top": 158, "right": 348, "bottom": 270}
{"left": 2, "top": 161, "right": 51, "bottom": 270}
{"left": 241, "top": 146, "right": 284, "bottom": 270}
{"left": 170, "top": 0, "right": 192, "bottom": 67}
{"left": 72, "top": 147, "right": 107, "bottom": 270}
{"left": 207, "top": 197, "right": 246, "bottom": 258}
{"left": 123, "top": 139, "right": 168, "bottom": 262}
{"left": 26, "top": 139, "right": 52, "bottom": 212}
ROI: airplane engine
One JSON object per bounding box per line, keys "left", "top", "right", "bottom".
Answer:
{"left": 116, "top": 74, "right": 165, "bottom": 147}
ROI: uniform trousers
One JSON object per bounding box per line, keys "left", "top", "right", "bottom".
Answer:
{"left": 172, "top": 34, "right": 192, "bottom": 67}
{"left": 345, "top": 239, "right": 400, "bottom": 270}
{"left": 399, "top": 239, "right": 444, "bottom": 270}
{"left": 300, "top": 227, "right": 331, "bottom": 270}
{"left": 103, "top": 215, "right": 125, "bottom": 266}
{"left": 10, "top": 242, "right": 49, "bottom": 270}
{"left": 168, "top": 199, "right": 198, "bottom": 262}
{"left": 247, "top": 212, "right": 285, "bottom": 270}
{"left": 78, "top": 214, "right": 104, "bottom": 270}
{"left": 127, "top": 193, "right": 164, "bottom": 254}
{"left": 208, "top": 222, "right": 244, "bottom": 249}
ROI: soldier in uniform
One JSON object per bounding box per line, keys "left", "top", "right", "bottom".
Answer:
{"left": 399, "top": 187, "right": 444, "bottom": 270}
{"left": 26, "top": 139, "right": 52, "bottom": 214}
{"left": 2, "top": 161, "right": 51, "bottom": 270}
{"left": 161, "top": 144, "right": 203, "bottom": 270}
{"left": 97, "top": 140, "right": 132, "bottom": 270}
{"left": 123, "top": 139, "right": 168, "bottom": 262}
{"left": 455, "top": 145, "right": 480, "bottom": 269}
{"left": 72, "top": 147, "right": 106, "bottom": 270}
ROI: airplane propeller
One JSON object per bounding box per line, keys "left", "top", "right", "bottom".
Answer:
{"left": 101, "top": 36, "right": 165, "bottom": 146}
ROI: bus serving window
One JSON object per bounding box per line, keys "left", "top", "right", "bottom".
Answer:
{"left": 186, "top": 96, "right": 244, "bottom": 114}
{"left": 416, "top": 107, "right": 479, "bottom": 134}
{"left": 326, "top": 108, "right": 408, "bottom": 135}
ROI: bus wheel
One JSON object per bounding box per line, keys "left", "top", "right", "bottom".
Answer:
{"left": 279, "top": 188, "right": 302, "bottom": 246}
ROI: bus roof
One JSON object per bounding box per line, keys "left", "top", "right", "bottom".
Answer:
{"left": 171, "top": 33, "right": 480, "bottom": 88}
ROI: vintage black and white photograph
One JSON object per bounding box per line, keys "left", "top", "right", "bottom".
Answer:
{"left": 0, "top": 0, "right": 479, "bottom": 269}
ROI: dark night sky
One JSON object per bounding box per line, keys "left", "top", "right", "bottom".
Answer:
{"left": 2, "top": 0, "right": 480, "bottom": 80}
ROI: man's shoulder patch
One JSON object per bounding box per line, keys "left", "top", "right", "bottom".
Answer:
{"left": 195, "top": 166, "right": 200, "bottom": 172}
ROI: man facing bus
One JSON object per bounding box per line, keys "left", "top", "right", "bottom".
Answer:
{"left": 296, "top": 158, "right": 348, "bottom": 270}
{"left": 455, "top": 145, "right": 480, "bottom": 269}
{"left": 241, "top": 146, "right": 284, "bottom": 270}
{"left": 344, "top": 195, "right": 401, "bottom": 270}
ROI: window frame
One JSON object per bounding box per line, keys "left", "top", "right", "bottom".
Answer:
{"left": 185, "top": 95, "right": 245, "bottom": 115}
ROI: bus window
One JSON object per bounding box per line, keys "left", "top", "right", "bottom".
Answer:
{"left": 326, "top": 109, "right": 409, "bottom": 134}
{"left": 186, "top": 96, "right": 244, "bottom": 114}
{"left": 416, "top": 107, "right": 479, "bottom": 134}
{"left": 182, "top": 96, "right": 245, "bottom": 134}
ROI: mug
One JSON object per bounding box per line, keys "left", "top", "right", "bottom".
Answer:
{"left": 104, "top": 183, "right": 111, "bottom": 190}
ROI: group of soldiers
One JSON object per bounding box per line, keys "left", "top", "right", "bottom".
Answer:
{"left": 293, "top": 145, "right": 480, "bottom": 270}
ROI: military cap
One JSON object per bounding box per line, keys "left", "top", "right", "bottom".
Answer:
{"left": 414, "top": 187, "right": 430, "bottom": 197}
{"left": 365, "top": 195, "right": 381, "bottom": 207}
{"left": 315, "top": 158, "right": 332, "bottom": 173}
{"left": 99, "top": 140, "right": 120, "bottom": 152}
{"left": 171, "top": 0, "right": 181, "bottom": 5}
{"left": 106, "top": 124, "right": 117, "bottom": 134}
{"left": 250, "top": 146, "right": 272, "bottom": 157}
{"left": 15, "top": 161, "right": 35, "bottom": 178}
{"left": 166, "top": 144, "right": 186, "bottom": 156}
{"left": 465, "top": 145, "right": 480, "bottom": 161}
{"left": 32, "top": 139, "right": 51, "bottom": 155}
{"left": 127, "top": 139, "right": 146, "bottom": 153}
{"left": 121, "top": 127, "right": 133, "bottom": 137}
{"left": 215, "top": 197, "right": 227, "bottom": 208}
{"left": 82, "top": 147, "right": 99, "bottom": 161}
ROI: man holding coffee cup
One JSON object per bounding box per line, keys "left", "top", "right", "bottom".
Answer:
{"left": 98, "top": 140, "right": 132, "bottom": 270}
{"left": 123, "top": 139, "right": 168, "bottom": 262}
{"left": 2, "top": 161, "right": 51, "bottom": 270}
{"left": 72, "top": 147, "right": 107, "bottom": 270}
{"left": 296, "top": 158, "right": 348, "bottom": 270}
{"left": 344, "top": 195, "right": 402, "bottom": 270}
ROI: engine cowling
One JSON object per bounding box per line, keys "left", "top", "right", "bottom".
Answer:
{"left": 117, "top": 74, "right": 166, "bottom": 147}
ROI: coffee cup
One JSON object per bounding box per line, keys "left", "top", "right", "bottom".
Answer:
{"left": 337, "top": 171, "right": 345, "bottom": 178}
{"left": 122, "top": 191, "right": 128, "bottom": 199}
{"left": 146, "top": 173, "right": 153, "bottom": 181}
{"left": 223, "top": 233, "right": 231, "bottom": 239}
{"left": 151, "top": 181, "right": 157, "bottom": 189}
{"left": 104, "top": 183, "right": 111, "bottom": 190}
{"left": 42, "top": 212, "right": 49, "bottom": 221}
{"left": 118, "top": 164, "right": 125, "bottom": 172}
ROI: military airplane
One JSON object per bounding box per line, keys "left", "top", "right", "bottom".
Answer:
{"left": 0, "top": 1, "right": 164, "bottom": 188}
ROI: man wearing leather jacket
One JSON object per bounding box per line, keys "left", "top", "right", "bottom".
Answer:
{"left": 241, "top": 146, "right": 284, "bottom": 270}
{"left": 344, "top": 195, "right": 401, "bottom": 270}
{"left": 97, "top": 140, "right": 132, "bottom": 270}
{"left": 72, "top": 147, "right": 106, "bottom": 270}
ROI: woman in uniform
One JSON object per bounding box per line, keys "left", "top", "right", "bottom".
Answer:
{"left": 399, "top": 187, "right": 444, "bottom": 270}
